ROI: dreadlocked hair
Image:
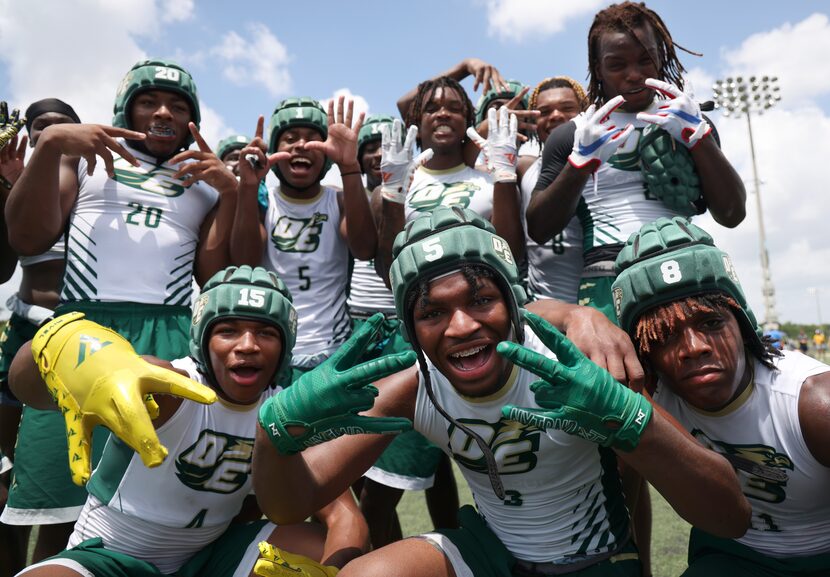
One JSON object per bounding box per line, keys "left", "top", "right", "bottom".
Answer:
{"left": 586, "top": 1, "right": 701, "bottom": 105}
{"left": 634, "top": 293, "right": 780, "bottom": 369}
{"left": 529, "top": 76, "right": 589, "bottom": 112}
{"left": 404, "top": 76, "right": 475, "bottom": 136}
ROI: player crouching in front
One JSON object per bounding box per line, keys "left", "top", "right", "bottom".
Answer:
{"left": 10, "top": 266, "right": 367, "bottom": 577}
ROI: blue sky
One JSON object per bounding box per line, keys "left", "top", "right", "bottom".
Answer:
{"left": 1, "top": 0, "right": 830, "bottom": 325}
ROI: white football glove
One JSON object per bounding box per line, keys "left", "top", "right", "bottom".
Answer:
{"left": 636, "top": 78, "right": 712, "bottom": 149}
{"left": 568, "top": 95, "right": 634, "bottom": 171}
{"left": 380, "top": 119, "right": 433, "bottom": 204}
{"left": 467, "top": 106, "right": 518, "bottom": 183}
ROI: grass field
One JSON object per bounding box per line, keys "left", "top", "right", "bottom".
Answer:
{"left": 397, "top": 464, "right": 692, "bottom": 577}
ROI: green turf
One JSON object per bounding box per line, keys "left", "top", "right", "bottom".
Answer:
{"left": 397, "top": 464, "right": 691, "bottom": 577}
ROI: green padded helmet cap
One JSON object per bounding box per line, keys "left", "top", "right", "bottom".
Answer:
{"left": 612, "top": 216, "right": 763, "bottom": 352}
{"left": 474, "top": 79, "right": 528, "bottom": 126}
{"left": 357, "top": 114, "right": 395, "bottom": 162}
{"left": 267, "top": 97, "right": 331, "bottom": 183}
{"left": 389, "top": 206, "right": 526, "bottom": 345}
{"left": 638, "top": 125, "right": 702, "bottom": 216}
{"left": 113, "top": 59, "right": 201, "bottom": 147}
{"left": 217, "top": 134, "right": 250, "bottom": 160}
{"left": 190, "top": 265, "right": 297, "bottom": 389}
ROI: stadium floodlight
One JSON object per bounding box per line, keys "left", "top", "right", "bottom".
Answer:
{"left": 712, "top": 75, "right": 782, "bottom": 325}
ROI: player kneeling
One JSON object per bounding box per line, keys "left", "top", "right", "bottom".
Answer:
{"left": 11, "top": 266, "right": 369, "bottom": 577}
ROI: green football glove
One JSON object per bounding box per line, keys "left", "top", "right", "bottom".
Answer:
{"left": 499, "top": 311, "right": 652, "bottom": 452}
{"left": 259, "top": 313, "right": 416, "bottom": 455}
{"left": 0, "top": 101, "right": 25, "bottom": 152}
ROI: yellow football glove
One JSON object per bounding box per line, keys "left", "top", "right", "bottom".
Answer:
{"left": 31, "top": 312, "right": 217, "bottom": 486}
{"left": 254, "top": 542, "right": 339, "bottom": 577}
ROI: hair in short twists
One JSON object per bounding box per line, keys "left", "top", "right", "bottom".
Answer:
{"left": 404, "top": 76, "right": 475, "bottom": 135}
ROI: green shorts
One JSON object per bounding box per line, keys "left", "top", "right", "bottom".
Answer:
{"left": 0, "top": 313, "right": 38, "bottom": 407}
{"left": 683, "top": 528, "right": 830, "bottom": 577}
{"left": 577, "top": 275, "right": 618, "bottom": 326}
{"left": 2, "top": 302, "right": 191, "bottom": 525}
{"left": 351, "top": 317, "right": 445, "bottom": 490}
{"left": 56, "top": 301, "right": 191, "bottom": 359}
{"left": 422, "top": 505, "right": 640, "bottom": 577}
{"left": 23, "top": 520, "right": 274, "bottom": 577}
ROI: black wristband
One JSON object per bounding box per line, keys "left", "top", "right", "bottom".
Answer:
{"left": 340, "top": 170, "right": 362, "bottom": 178}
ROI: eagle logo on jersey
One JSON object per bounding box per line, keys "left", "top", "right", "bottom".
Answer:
{"left": 175, "top": 430, "right": 254, "bottom": 494}
{"left": 111, "top": 156, "right": 186, "bottom": 198}
{"left": 447, "top": 417, "right": 540, "bottom": 475}
{"left": 691, "top": 429, "right": 793, "bottom": 504}
{"left": 408, "top": 181, "right": 481, "bottom": 212}
{"left": 270, "top": 213, "right": 328, "bottom": 253}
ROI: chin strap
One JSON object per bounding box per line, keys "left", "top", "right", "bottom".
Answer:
{"left": 416, "top": 351, "right": 505, "bottom": 500}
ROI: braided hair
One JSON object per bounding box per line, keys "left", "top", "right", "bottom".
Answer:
{"left": 529, "top": 76, "right": 589, "bottom": 111}
{"left": 404, "top": 76, "right": 475, "bottom": 138}
{"left": 634, "top": 293, "right": 780, "bottom": 370}
{"left": 586, "top": 1, "right": 701, "bottom": 105}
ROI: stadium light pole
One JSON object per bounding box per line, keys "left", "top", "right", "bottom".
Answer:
{"left": 712, "top": 75, "right": 782, "bottom": 326}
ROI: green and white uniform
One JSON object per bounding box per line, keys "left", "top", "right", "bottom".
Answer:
{"left": 25, "top": 356, "right": 276, "bottom": 576}
{"left": 347, "top": 254, "right": 445, "bottom": 490}
{"left": 347, "top": 260, "right": 396, "bottom": 319}
{"left": 416, "top": 325, "right": 629, "bottom": 567}
{"left": 4, "top": 142, "right": 217, "bottom": 525}
{"left": 63, "top": 142, "right": 218, "bottom": 305}
{"left": 261, "top": 185, "right": 349, "bottom": 369}
{"left": 654, "top": 351, "right": 830, "bottom": 566}
{"left": 534, "top": 101, "right": 706, "bottom": 320}
{"left": 405, "top": 165, "right": 494, "bottom": 222}
{"left": 521, "top": 155, "right": 582, "bottom": 303}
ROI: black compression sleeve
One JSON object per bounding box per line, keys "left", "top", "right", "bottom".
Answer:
{"left": 533, "top": 121, "right": 576, "bottom": 194}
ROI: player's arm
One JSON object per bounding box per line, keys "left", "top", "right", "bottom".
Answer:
{"left": 231, "top": 117, "right": 274, "bottom": 266}
{"left": 0, "top": 183, "right": 16, "bottom": 282}
{"left": 396, "top": 58, "right": 506, "bottom": 120}
{"left": 0, "top": 133, "right": 27, "bottom": 281}
{"left": 8, "top": 343, "right": 182, "bottom": 425}
{"left": 525, "top": 122, "right": 588, "bottom": 243}
{"left": 528, "top": 97, "right": 635, "bottom": 244}
{"left": 798, "top": 370, "right": 830, "bottom": 467}
{"left": 254, "top": 316, "right": 417, "bottom": 524}
{"left": 618, "top": 397, "right": 751, "bottom": 538}
{"left": 500, "top": 311, "right": 750, "bottom": 538}
{"left": 8, "top": 314, "right": 216, "bottom": 485}
{"left": 6, "top": 124, "right": 143, "bottom": 255}
{"left": 372, "top": 121, "right": 432, "bottom": 286}
{"left": 254, "top": 364, "right": 417, "bottom": 525}
{"left": 468, "top": 107, "right": 525, "bottom": 261}
{"left": 300, "top": 97, "right": 375, "bottom": 260}
{"left": 313, "top": 490, "right": 370, "bottom": 567}
{"left": 8, "top": 340, "right": 59, "bottom": 410}
{"left": 526, "top": 298, "right": 644, "bottom": 390}
{"left": 397, "top": 58, "right": 508, "bottom": 167}
{"left": 635, "top": 79, "right": 745, "bottom": 228}
{"left": 689, "top": 125, "right": 746, "bottom": 227}
{"left": 172, "top": 123, "right": 241, "bottom": 284}
{"left": 370, "top": 183, "right": 403, "bottom": 288}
